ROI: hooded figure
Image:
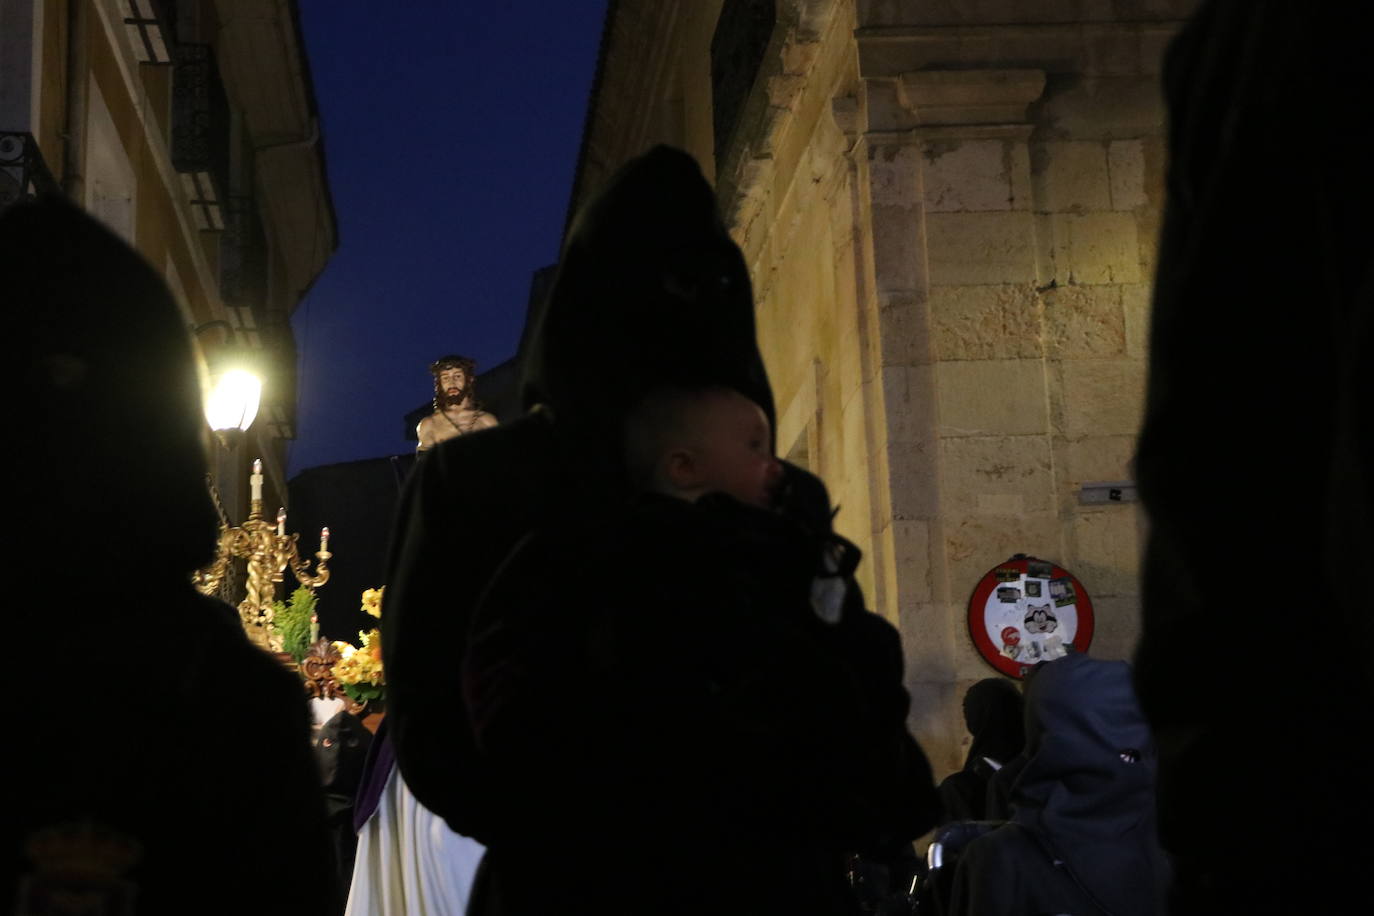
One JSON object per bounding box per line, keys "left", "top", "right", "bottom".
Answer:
{"left": 1134, "top": 3, "right": 1374, "bottom": 911}
{"left": 381, "top": 147, "right": 778, "bottom": 838}
{"left": 949, "top": 655, "right": 1168, "bottom": 916}
{"left": 381, "top": 146, "right": 937, "bottom": 913}
{"left": 6, "top": 198, "right": 333, "bottom": 914}
{"left": 938, "top": 678, "right": 1025, "bottom": 822}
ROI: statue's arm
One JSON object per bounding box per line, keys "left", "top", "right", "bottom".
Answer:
{"left": 415, "top": 415, "right": 435, "bottom": 452}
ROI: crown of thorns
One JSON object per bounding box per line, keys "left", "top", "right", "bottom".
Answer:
{"left": 429, "top": 354, "right": 476, "bottom": 377}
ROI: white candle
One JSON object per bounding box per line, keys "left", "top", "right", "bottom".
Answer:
{"left": 276, "top": 507, "right": 286, "bottom": 536}
{"left": 250, "top": 458, "right": 263, "bottom": 502}
{"left": 320, "top": 526, "right": 330, "bottom": 554}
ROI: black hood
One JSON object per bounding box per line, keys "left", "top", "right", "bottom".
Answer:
{"left": 1012, "top": 654, "right": 1167, "bottom": 916}
{"left": 7, "top": 196, "right": 218, "bottom": 584}
{"left": 521, "top": 146, "right": 774, "bottom": 495}
{"left": 962, "top": 677, "right": 1024, "bottom": 771}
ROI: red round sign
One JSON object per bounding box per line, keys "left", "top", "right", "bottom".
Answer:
{"left": 967, "top": 555, "right": 1095, "bottom": 679}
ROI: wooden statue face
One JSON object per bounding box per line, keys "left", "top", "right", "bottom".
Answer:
{"left": 438, "top": 366, "right": 469, "bottom": 402}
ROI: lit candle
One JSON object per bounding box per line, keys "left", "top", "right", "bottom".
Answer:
{"left": 276, "top": 507, "right": 286, "bottom": 536}
{"left": 250, "top": 458, "right": 263, "bottom": 502}
{"left": 310, "top": 613, "right": 319, "bottom": 644}
{"left": 320, "top": 526, "right": 330, "bottom": 554}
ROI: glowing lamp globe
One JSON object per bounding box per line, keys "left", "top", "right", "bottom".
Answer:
{"left": 204, "top": 368, "right": 263, "bottom": 448}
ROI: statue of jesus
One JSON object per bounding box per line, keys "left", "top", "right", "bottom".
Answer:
{"left": 416, "top": 354, "right": 496, "bottom": 452}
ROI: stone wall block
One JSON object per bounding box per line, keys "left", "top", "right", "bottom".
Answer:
{"left": 1085, "top": 25, "right": 1144, "bottom": 74}
{"left": 1057, "top": 358, "right": 1145, "bottom": 438}
{"left": 1108, "top": 139, "right": 1147, "bottom": 210}
{"left": 882, "top": 364, "right": 937, "bottom": 445}
{"left": 921, "top": 139, "right": 1016, "bottom": 212}
{"left": 1047, "top": 212, "right": 1141, "bottom": 285}
{"left": 940, "top": 434, "right": 1056, "bottom": 518}
{"left": 1008, "top": 142, "right": 1034, "bottom": 211}
{"left": 877, "top": 293, "right": 933, "bottom": 367}
{"left": 905, "top": 673, "right": 963, "bottom": 777}
{"left": 870, "top": 203, "right": 923, "bottom": 292}
{"left": 936, "top": 359, "right": 1049, "bottom": 438}
{"left": 1071, "top": 507, "right": 1143, "bottom": 598}
{"left": 1081, "top": 594, "right": 1142, "bottom": 662}
{"left": 1043, "top": 283, "right": 1127, "bottom": 359}
{"left": 931, "top": 284, "right": 1044, "bottom": 361}
{"left": 1056, "top": 434, "right": 1137, "bottom": 490}
{"left": 944, "top": 515, "right": 1066, "bottom": 610}
{"left": 1038, "top": 77, "right": 1164, "bottom": 140}
{"left": 1122, "top": 283, "right": 1151, "bottom": 358}
{"left": 889, "top": 440, "right": 940, "bottom": 520}
{"left": 892, "top": 518, "right": 934, "bottom": 604}
{"left": 1139, "top": 26, "right": 1178, "bottom": 77}
{"left": 900, "top": 599, "right": 958, "bottom": 682}
{"left": 926, "top": 211, "right": 1037, "bottom": 286}
{"left": 867, "top": 143, "right": 924, "bottom": 207}
{"left": 1033, "top": 141, "right": 1111, "bottom": 213}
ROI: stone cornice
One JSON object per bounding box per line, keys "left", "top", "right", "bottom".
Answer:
{"left": 895, "top": 69, "right": 1045, "bottom": 126}
{"left": 855, "top": 21, "right": 1186, "bottom": 80}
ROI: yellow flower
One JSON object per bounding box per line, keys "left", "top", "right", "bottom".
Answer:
{"left": 331, "top": 628, "right": 385, "bottom": 687}
{"left": 361, "top": 587, "right": 385, "bottom": 618}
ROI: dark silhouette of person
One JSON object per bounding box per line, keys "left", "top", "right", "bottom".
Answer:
{"left": 6, "top": 197, "right": 335, "bottom": 914}
{"left": 381, "top": 146, "right": 938, "bottom": 913}
{"left": 948, "top": 655, "right": 1169, "bottom": 916}
{"left": 380, "top": 146, "right": 780, "bottom": 842}
{"left": 314, "top": 710, "right": 373, "bottom": 905}
{"left": 1134, "top": 3, "right": 1374, "bottom": 912}
{"left": 460, "top": 384, "right": 939, "bottom": 913}
{"left": 939, "top": 678, "right": 1025, "bottom": 823}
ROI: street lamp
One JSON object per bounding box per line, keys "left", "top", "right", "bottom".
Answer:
{"left": 204, "top": 366, "right": 262, "bottom": 449}
{"left": 195, "top": 319, "right": 263, "bottom": 449}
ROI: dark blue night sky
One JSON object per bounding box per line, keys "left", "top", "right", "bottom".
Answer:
{"left": 287, "top": 1, "right": 607, "bottom": 475}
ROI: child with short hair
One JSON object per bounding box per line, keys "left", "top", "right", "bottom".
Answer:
{"left": 622, "top": 384, "right": 782, "bottom": 508}
{"left": 462, "top": 384, "right": 939, "bottom": 915}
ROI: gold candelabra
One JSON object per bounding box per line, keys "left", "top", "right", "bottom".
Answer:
{"left": 193, "top": 459, "right": 331, "bottom": 651}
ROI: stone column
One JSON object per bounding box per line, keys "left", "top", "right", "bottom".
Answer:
{"left": 852, "top": 67, "right": 1048, "bottom": 774}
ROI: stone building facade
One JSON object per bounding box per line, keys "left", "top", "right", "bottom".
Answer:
{"left": 571, "top": 0, "right": 1197, "bottom": 774}
{"left": 0, "top": 0, "right": 335, "bottom": 522}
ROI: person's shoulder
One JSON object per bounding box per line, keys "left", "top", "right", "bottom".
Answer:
{"left": 166, "top": 591, "right": 309, "bottom": 710}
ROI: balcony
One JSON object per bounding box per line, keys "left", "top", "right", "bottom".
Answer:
{"left": 0, "top": 132, "right": 59, "bottom": 211}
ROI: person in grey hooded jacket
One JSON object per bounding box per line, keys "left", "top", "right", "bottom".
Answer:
{"left": 949, "top": 654, "right": 1169, "bottom": 916}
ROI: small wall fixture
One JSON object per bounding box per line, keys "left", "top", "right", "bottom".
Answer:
{"left": 1078, "top": 481, "right": 1138, "bottom": 505}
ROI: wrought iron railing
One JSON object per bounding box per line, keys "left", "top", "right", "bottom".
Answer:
{"left": 172, "top": 42, "right": 230, "bottom": 231}
{"left": 0, "top": 132, "right": 60, "bottom": 210}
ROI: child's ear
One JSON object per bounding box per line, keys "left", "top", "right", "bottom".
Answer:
{"left": 664, "top": 448, "right": 699, "bottom": 489}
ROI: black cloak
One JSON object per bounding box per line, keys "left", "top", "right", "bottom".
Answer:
{"left": 380, "top": 146, "right": 779, "bottom": 836}
{"left": 1134, "top": 3, "right": 1374, "bottom": 911}
{"left": 938, "top": 677, "right": 1024, "bottom": 823}
{"left": 6, "top": 198, "right": 334, "bottom": 914}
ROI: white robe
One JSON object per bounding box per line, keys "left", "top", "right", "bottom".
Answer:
{"left": 344, "top": 762, "right": 485, "bottom": 916}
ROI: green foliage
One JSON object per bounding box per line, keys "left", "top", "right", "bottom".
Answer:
{"left": 274, "top": 586, "right": 317, "bottom": 663}
{"left": 341, "top": 681, "right": 384, "bottom": 705}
